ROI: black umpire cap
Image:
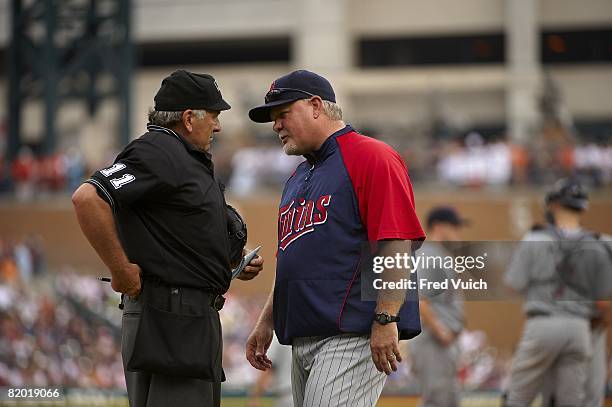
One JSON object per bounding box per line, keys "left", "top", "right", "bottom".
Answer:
{"left": 248, "top": 70, "right": 336, "bottom": 123}
{"left": 154, "top": 69, "right": 231, "bottom": 112}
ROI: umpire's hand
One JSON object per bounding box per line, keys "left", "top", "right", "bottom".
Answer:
{"left": 237, "top": 253, "right": 264, "bottom": 281}
{"left": 111, "top": 263, "right": 142, "bottom": 298}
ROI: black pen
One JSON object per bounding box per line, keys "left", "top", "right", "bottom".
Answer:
{"left": 98, "top": 277, "right": 111, "bottom": 282}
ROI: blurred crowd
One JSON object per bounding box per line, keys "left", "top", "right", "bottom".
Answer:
{"left": 0, "top": 262, "right": 511, "bottom": 395}
{"left": 395, "top": 130, "right": 611, "bottom": 189}
{"left": 1, "top": 122, "right": 610, "bottom": 201}
{"left": 216, "top": 129, "right": 612, "bottom": 195}
{"left": 0, "top": 235, "right": 46, "bottom": 284}
{"left": 226, "top": 146, "right": 302, "bottom": 198}
{"left": 0, "top": 146, "right": 86, "bottom": 200}
{"left": 0, "top": 238, "right": 124, "bottom": 389}
{"left": 0, "top": 277, "right": 124, "bottom": 389}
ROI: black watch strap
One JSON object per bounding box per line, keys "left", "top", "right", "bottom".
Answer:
{"left": 374, "top": 312, "right": 400, "bottom": 325}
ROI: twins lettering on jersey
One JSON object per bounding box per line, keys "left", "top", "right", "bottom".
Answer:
{"left": 278, "top": 195, "right": 332, "bottom": 251}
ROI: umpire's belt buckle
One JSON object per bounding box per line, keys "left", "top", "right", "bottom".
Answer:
{"left": 212, "top": 295, "right": 225, "bottom": 311}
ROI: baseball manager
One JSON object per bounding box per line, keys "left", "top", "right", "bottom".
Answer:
{"left": 245, "top": 70, "right": 425, "bottom": 407}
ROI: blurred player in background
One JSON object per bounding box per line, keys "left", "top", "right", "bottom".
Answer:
{"left": 539, "top": 181, "right": 612, "bottom": 407}
{"left": 503, "top": 178, "right": 612, "bottom": 406}
{"left": 409, "top": 206, "right": 466, "bottom": 407}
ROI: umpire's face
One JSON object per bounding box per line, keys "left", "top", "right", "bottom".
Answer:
{"left": 271, "top": 99, "right": 318, "bottom": 156}
{"left": 183, "top": 109, "right": 222, "bottom": 152}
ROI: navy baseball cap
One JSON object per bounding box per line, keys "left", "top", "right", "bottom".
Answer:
{"left": 248, "top": 70, "right": 336, "bottom": 123}
{"left": 154, "top": 70, "right": 231, "bottom": 112}
{"left": 426, "top": 206, "right": 469, "bottom": 228}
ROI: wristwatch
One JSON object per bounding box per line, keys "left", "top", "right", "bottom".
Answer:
{"left": 373, "top": 312, "right": 400, "bottom": 325}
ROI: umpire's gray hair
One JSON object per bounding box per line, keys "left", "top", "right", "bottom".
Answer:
{"left": 147, "top": 108, "right": 207, "bottom": 127}
{"left": 322, "top": 101, "right": 343, "bottom": 121}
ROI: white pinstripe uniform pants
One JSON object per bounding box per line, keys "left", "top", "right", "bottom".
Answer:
{"left": 291, "top": 334, "right": 387, "bottom": 407}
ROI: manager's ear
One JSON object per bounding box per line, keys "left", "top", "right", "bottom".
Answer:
{"left": 309, "top": 96, "right": 324, "bottom": 119}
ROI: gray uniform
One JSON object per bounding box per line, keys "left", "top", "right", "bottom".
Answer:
{"left": 584, "top": 326, "right": 607, "bottom": 407}
{"left": 504, "top": 228, "right": 612, "bottom": 406}
{"left": 409, "top": 242, "right": 464, "bottom": 407}
{"left": 543, "top": 235, "right": 612, "bottom": 407}
{"left": 584, "top": 235, "right": 612, "bottom": 407}
{"left": 541, "top": 325, "right": 607, "bottom": 407}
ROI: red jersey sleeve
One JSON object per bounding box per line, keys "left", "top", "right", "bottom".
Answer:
{"left": 337, "top": 131, "right": 425, "bottom": 242}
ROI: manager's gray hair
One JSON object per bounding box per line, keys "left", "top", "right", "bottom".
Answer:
{"left": 322, "top": 100, "right": 343, "bottom": 120}
{"left": 147, "top": 108, "right": 207, "bottom": 127}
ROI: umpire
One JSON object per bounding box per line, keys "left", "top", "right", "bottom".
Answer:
{"left": 72, "top": 70, "right": 263, "bottom": 407}
{"left": 503, "top": 178, "right": 612, "bottom": 406}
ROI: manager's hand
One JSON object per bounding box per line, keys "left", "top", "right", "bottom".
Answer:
{"left": 370, "top": 322, "right": 402, "bottom": 375}
{"left": 237, "top": 253, "right": 264, "bottom": 281}
{"left": 246, "top": 321, "right": 273, "bottom": 371}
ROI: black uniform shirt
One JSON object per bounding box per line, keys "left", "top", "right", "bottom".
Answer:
{"left": 86, "top": 124, "right": 231, "bottom": 293}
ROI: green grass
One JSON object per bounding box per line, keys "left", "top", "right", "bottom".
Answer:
{"left": 221, "top": 399, "right": 274, "bottom": 407}
{"left": 4, "top": 396, "right": 612, "bottom": 407}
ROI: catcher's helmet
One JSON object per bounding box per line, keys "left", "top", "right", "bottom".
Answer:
{"left": 545, "top": 178, "right": 589, "bottom": 211}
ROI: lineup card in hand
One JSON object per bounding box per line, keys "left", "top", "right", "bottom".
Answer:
{"left": 232, "top": 246, "right": 261, "bottom": 279}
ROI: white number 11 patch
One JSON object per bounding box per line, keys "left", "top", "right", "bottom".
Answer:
{"left": 101, "top": 163, "right": 126, "bottom": 177}
{"left": 110, "top": 174, "right": 136, "bottom": 189}
{"left": 101, "top": 162, "right": 136, "bottom": 189}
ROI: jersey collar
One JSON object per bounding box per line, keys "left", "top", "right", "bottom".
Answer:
{"left": 305, "top": 124, "right": 353, "bottom": 165}
{"left": 147, "top": 124, "right": 214, "bottom": 170}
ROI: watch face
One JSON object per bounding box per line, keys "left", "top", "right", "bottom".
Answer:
{"left": 375, "top": 313, "right": 390, "bottom": 324}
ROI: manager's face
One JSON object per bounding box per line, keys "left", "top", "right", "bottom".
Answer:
{"left": 270, "top": 99, "right": 317, "bottom": 156}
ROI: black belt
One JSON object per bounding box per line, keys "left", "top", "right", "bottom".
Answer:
{"left": 526, "top": 310, "right": 551, "bottom": 318}
{"left": 142, "top": 275, "right": 225, "bottom": 311}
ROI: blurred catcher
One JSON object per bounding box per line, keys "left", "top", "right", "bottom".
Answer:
{"left": 503, "top": 178, "right": 612, "bottom": 407}
{"left": 72, "top": 69, "right": 263, "bottom": 407}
